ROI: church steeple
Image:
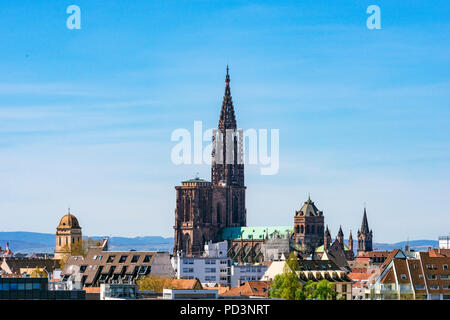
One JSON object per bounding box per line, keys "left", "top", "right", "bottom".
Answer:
{"left": 218, "top": 65, "right": 237, "bottom": 131}
{"left": 357, "top": 206, "right": 373, "bottom": 255}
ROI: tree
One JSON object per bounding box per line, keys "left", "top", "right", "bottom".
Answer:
{"left": 29, "top": 267, "right": 47, "bottom": 278}
{"left": 303, "top": 279, "right": 337, "bottom": 300}
{"left": 136, "top": 275, "right": 180, "bottom": 293}
{"left": 270, "top": 271, "right": 303, "bottom": 300}
{"left": 285, "top": 252, "right": 300, "bottom": 272}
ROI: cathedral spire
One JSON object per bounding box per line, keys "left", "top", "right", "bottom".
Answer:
{"left": 218, "top": 65, "right": 236, "bottom": 130}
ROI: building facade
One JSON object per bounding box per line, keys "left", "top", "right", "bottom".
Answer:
{"left": 54, "top": 209, "right": 82, "bottom": 260}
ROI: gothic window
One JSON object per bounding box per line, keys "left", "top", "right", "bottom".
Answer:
{"left": 300, "top": 225, "right": 304, "bottom": 234}
{"left": 311, "top": 225, "right": 315, "bottom": 234}
{"left": 296, "top": 225, "right": 300, "bottom": 234}
{"left": 306, "top": 225, "right": 310, "bottom": 234}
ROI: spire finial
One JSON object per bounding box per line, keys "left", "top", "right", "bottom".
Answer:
{"left": 225, "top": 65, "right": 230, "bottom": 85}
{"left": 68, "top": 206, "right": 71, "bottom": 214}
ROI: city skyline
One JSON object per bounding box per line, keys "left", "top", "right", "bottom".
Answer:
{"left": 0, "top": 1, "right": 449, "bottom": 242}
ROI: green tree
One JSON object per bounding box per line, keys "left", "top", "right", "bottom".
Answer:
{"left": 285, "top": 252, "right": 300, "bottom": 271}
{"left": 303, "top": 279, "right": 338, "bottom": 300}
{"left": 270, "top": 271, "right": 303, "bottom": 300}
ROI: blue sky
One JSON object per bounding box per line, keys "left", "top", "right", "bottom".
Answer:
{"left": 0, "top": 1, "right": 449, "bottom": 242}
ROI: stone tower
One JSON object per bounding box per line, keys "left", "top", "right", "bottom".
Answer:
{"left": 55, "top": 209, "right": 82, "bottom": 260}
{"left": 293, "top": 197, "right": 324, "bottom": 255}
{"left": 337, "top": 226, "right": 344, "bottom": 244}
{"left": 211, "top": 66, "right": 246, "bottom": 228}
{"left": 324, "top": 225, "right": 332, "bottom": 250}
{"left": 173, "top": 67, "right": 247, "bottom": 256}
{"left": 357, "top": 207, "right": 373, "bottom": 255}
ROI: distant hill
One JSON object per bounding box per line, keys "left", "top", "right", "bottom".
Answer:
{"left": 0, "top": 231, "right": 438, "bottom": 254}
{"left": 0, "top": 231, "right": 174, "bottom": 254}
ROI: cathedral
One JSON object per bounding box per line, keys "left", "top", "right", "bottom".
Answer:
{"left": 173, "top": 67, "right": 246, "bottom": 256}
{"left": 173, "top": 67, "right": 374, "bottom": 262}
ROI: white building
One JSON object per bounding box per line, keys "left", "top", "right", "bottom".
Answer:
{"left": 230, "top": 264, "right": 268, "bottom": 288}
{"left": 439, "top": 235, "right": 450, "bottom": 249}
{"left": 172, "top": 241, "right": 232, "bottom": 286}
{"left": 172, "top": 241, "right": 268, "bottom": 287}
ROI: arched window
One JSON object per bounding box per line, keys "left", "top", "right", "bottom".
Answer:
{"left": 296, "top": 225, "right": 300, "bottom": 234}
{"left": 300, "top": 225, "right": 304, "bottom": 234}
{"left": 306, "top": 225, "right": 310, "bottom": 234}
{"left": 311, "top": 225, "right": 315, "bottom": 234}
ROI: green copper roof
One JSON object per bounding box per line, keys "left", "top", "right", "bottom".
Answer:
{"left": 218, "top": 226, "right": 293, "bottom": 241}
{"left": 181, "top": 177, "right": 210, "bottom": 183}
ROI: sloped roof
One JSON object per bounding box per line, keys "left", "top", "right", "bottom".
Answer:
{"left": 295, "top": 198, "right": 322, "bottom": 217}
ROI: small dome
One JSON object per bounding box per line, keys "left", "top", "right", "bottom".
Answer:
{"left": 58, "top": 214, "right": 81, "bottom": 229}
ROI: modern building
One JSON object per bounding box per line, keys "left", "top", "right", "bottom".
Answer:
{"left": 0, "top": 276, "right": 85, "bottom": 300}
{"left": 100, "top": 283, "right": 138, "bottom": 300}
{"left": 163, "top": 288, "right": 218, "bottom": 300}
{"left": 61, "top": 238, "right": 174, "bottom": 287}
{"left": 230, "top": 264, "right": 268, "bottom": 288}
{"left": 55, "top": 209, "right": 82, "bottom": 260}
{"left": 439, "top": 235, "right": 450, "bottom": 249}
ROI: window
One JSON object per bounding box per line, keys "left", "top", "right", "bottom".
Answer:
{"left": 205, "top": 276, "right": 216, "bottom": 281}
{"left": 182, "top": 268, "right": 194, "bottom": 273}
{"left": 32, "top": 283, "right": 41, "bottom": 290}
{"left": 443, "top": 284, "right": 450, "bottom": 290}
{"left": 131, "top": 255, "right": 139, "bottom": 263}
{"left": 143, "top": 255, "right": 152, "bottom": 263}
{"left": 205, "top": 259, "right": 216, "bottom": 265}
{"left": 440, "top": 274, "right": 449, "bottom": 280}
{"left": 427, "top": 274, "right": 437, "bottom": 280}
{"left": 444, "top": 265, "right": 449, "bottom": 270}
{"left": 220, "top": 260, "right": 227, "bottom": 265}
{"left": 183, "top": 259, "right": 194, "bottom": 265}
{"left": 80, "top": 265, "right": 87, "bottom": 273}
{"left": 107, "top": 255, "right": 116, "bottom": 263}
{"left": 119, "top": 255, "right": 128, "bottom": 263}
{"left": 415, "top": 284, "right": 425, "bottom": 290}
{"left": 205, "top": 268, "right": 216, "bottom": 273}
{"left": 429, "top": 284, "right": 439, "bottom": 290}
{"left": 400, "top": 274, "right": 407, "bottom": 280}
{"left": 342, "top": 284, "right": 347, "bottom": 292}
{"left": 220, "top": 269, "right": 227, "bottom": 273}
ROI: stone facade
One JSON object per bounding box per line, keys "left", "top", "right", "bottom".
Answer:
{"left": 293, "top": 197, "right": 324, "bottom": 255}
{"left": 55, "top": 209, "right": 82, "bottom": 260}
{"left": 357, "top": 208, "right": 373, "bottom": 255}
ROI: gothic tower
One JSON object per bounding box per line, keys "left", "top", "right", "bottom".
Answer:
{"left": 55, "top": 209, "right": 82, "bottom": 260}
{"left": 337, "top": 226, "right": 344, "bottom": 244}
{"left": 293, "top": 196, "right": 324, "bottom": 255}
{"left": 173, "top": 67, "right": 247, "bottom": 256}
{"left": 357, "top": 207, "right": 373, "bottom": 255}
{"left": 211, "top": 66, "right": 246, "bottom": 228}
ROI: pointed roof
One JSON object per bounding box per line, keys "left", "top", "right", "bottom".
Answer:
{"left": 296, "top": 197, "right": 322, "bottom": 217}
{"left": 349, "top": 230, "right": 353, "bottom": 240}
{"left": 361, "top": 207, "right": 370, "bottom": 234}
{"left": 325, "top": 225, "right": 331, "bottom": 237}
{"left": 218, "top": 65, "right": 237, "bottom": 130}
{"left": 338, "top": 226, "right": 344, "bottom": 237}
